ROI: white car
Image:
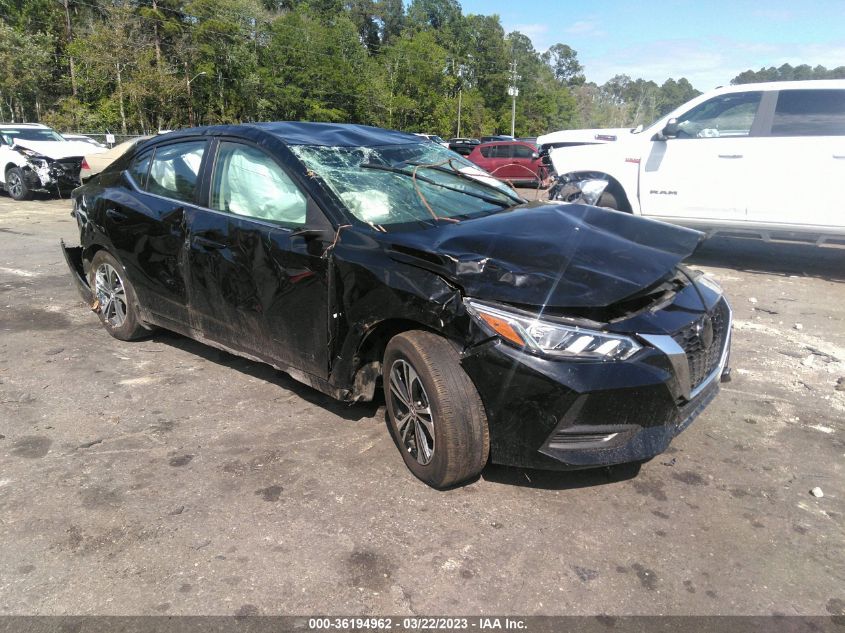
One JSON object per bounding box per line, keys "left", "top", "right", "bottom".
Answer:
{"left": 0, "top": 123, "right": 106, "bottom": 200}
{"left": 62, "top": 133, "right": 106, "bottom": 149}
{"left": 414, "top": 133, "right": 450, "bottom": 148}
{"left": 547, "top": 80, "right": 845, "bottom": 246}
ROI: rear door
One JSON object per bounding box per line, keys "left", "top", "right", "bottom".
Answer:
{"left": 745, "top": 88, "right": 845, "bottom": 228}
{"left": 186, "top": 139, "right": 332, "bottom": 378}
{"left": 487, "top": 143, "right": 515, "bottom": 179}
{"left": 511, "top": 143, "right": 540, "bottom": 181}
{"left": 101, "top": 139, "right": 208, "bottom": 328}
{"left": 639, "top": 90, "right": 764, "bottom": 221}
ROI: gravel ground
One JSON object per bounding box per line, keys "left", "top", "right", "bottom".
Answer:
{"left": 0, "top": 194, "right": 843, "bottom": 617}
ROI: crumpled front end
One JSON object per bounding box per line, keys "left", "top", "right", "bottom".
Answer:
{"left": 459, "top": 274, "right": 732, "bottom": 471}
{"left": 12, "top": 144, "right": 83, "bottom": 192}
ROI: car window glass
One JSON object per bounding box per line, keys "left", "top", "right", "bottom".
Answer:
{"left": 675, "top": 92, "right": 762, "bottom": 138}
{"left": 210, "top": 142, "right": 307, "bottom": 226}
{"left": 494, "top": 144, "right": 513, "bottom": 158}
{"left": 128, "top": 150, "right": 152, "bottom": 189}
{"left": 147, "top": 141, "right": 206, "bottom": 203}
{"left": 772, "top": 89, "right": 845, "bottom": 136}
{"left": 512, "top": 144, "right": 534, "bottom": 158}
{"left": 479, "top": 145, "right": 491, "bottom": 158}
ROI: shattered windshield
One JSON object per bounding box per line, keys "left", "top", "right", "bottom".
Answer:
{"left": 289, "top": 142, "right": 523, "bottom": 231}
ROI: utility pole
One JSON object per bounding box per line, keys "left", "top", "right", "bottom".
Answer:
{"left": 456, "top": 63, "right": 465, "bottom": 138}
{"left": 508, "top": 60, "right": 520, "bottom": 137}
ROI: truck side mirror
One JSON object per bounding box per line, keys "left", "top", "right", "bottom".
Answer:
{"left": 661, "top": 118, "right": 680, "bottom": 139}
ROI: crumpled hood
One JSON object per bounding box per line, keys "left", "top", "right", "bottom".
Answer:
{"left": 12, "top": 139, "right": 106, "bottom": 160}
{"left": 385, "top": 202, "right": 704, "bottom": 309}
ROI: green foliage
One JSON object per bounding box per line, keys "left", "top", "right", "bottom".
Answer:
{"left": 1, "top": 0, "right": 722, "bottom": 136}
{"left": 731, "top": 63, "right": 845, "bottom": 85}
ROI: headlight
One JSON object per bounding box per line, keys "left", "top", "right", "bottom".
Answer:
{"left": 464, "top": 299, "right": 641, "bottom": 361}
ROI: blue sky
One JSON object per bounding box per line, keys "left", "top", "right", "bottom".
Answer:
{"left": 458, "top": 0, "right": 845, "bottom": 90}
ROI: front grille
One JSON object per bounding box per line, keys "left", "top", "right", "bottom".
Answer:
{"left": 672, "top": 299, "right": 730, "bottom": 391}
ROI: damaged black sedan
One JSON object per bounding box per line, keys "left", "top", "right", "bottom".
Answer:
{"left": 63, "top": 123, "right": 732, "bottom": 488}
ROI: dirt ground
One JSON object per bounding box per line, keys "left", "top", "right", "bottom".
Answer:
{"left": 1, "top": 193, "right": 843, "bottom": 617}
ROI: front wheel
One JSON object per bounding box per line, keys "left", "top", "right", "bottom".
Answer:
{"left": 383, "top": 331, "right": 490, "bottom": 489}
{"left": 6, "top": 167, "right": 32, "bottom": 201}
{"left": 596, "top": 191, "right": 620, "bottom": 210}
{"left": 88, "top": 250, "right": 147, "bottom": 341}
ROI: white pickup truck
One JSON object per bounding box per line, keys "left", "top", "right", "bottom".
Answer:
{"left": 547, "top": 80, "right": 845, "bottom": 246}
{"left": 1, "top": 123, "right": 106, "bottom": 200}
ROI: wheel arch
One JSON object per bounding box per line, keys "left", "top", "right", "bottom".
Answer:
{"left": 4, "top": 161, "right": 27, "bottom": 179}
{"left": 346, "top": 317, "right": 456, "bottom": 402}
{"left": 563, "top": 170, "right": 634, "bottom": 213}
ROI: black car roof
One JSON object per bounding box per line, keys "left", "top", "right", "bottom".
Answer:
{"left": 150, "top": 122, "right": 423, "bottom": 148}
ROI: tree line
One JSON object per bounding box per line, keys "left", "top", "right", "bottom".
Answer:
{"left": 1, "top": 0, "right": 837, "bottom": 138}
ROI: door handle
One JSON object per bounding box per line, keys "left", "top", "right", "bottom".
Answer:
{"left": 105, "top": 208, "right": 127, "bottom": 222}
{"left": 191, "top": 235, "right": 226, "bottom": 250}
{"left": 833, "top": 155, "right": 845, "bottom": 159}
{"left": 718, "top": 154, "right": 743, "bottom": 159}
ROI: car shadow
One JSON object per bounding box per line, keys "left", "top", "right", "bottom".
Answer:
{"left": 480, "top": 461, "right": 643, "bottom": 490}
{"left": 150, "top": 330, "right": 382, "bottom": 422}
{"left": 687, "top": 236, "right": 845, "bottom": 282}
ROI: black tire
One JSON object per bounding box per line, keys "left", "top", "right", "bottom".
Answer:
{"left": 596, "top": 191, "right": 619, "bottom": 210}
{"left": 6, "top": 167, "right": 32, "bottom": 201}
{"left": 88, "top": 250, "right": 147, "bottom": 341}
{"left": 383, "top": 330, "right": 490, "bottom": 489}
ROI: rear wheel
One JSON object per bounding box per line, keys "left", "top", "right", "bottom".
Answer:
{"left": 88, "top": 250, "right": 147, "bottom": 341}
{"left": 6, "top": 167, "right": 32, "bottom": 201}
{"left": 383, "top": 331, "right": 489, "bottom": 489}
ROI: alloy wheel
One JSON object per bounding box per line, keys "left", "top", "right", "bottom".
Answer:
{"left": 7, "top": 171, "right": 22, "bottom": 199}
{"left": 389, "top": 359, "right": 435, "bottom": 465}
{"left": 94, "top": 263, "right": 127, "bottom": 328}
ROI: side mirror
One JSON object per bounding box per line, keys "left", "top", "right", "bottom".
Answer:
{"left": 661, "top": 118, "right": 680, "bottom": 139}
{"left": 531, "top": 152, "right": 540, "bottom": 160}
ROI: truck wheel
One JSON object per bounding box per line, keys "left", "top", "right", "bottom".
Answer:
{"left": 88, "top": 250, "right": 147, "bottom": 341}
{"left": 383, "top": 331, "right": 490, "bottom": 489}
{"left": 596, "top": 191, "right": 620, "bottom": 210}
{"left": 6, "top": 167, "right": 32, "bottom": 201}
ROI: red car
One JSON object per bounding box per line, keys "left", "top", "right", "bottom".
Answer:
{"left": 466, "top": 141, "right": 547, "bottom": 186}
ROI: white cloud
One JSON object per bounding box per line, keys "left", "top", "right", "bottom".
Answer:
{"left": 566, "top": 20, "right": 606, "bottom": 37}
{"left": 509, "top": 23, "right": 551, "bottom": 52}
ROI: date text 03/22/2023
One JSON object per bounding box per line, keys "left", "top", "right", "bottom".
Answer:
{"left": 308, "top": 617, "right": 527, "bottom": 630}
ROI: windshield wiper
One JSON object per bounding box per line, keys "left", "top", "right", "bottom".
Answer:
{"left": 359, "top": 162, "right": 517, "bottom": 209}
{"left": 401, "top": 161, "right": 525, "bottom": 204}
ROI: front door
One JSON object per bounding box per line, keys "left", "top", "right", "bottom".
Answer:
{"left": 639, "top": 90, "right": 763, "bottom": 222}
{"left": 186, "top": 140, "right": 331, "bottom": 378}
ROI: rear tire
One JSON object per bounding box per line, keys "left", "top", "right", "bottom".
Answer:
{"left": 596, "top": 191, "right": 619, "bottom": 210}
{"left": 383, "top": 331, "right": 489, "bottom": 489}
{"left": 6, "top": 167, "right": 32, "bottom": 201}
{"left": 88, "top": 250, "right": 147, "bottom": 341}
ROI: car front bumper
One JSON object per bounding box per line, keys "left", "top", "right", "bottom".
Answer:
{"left": 460, "top": 304, "right": 732, "bottom": 471}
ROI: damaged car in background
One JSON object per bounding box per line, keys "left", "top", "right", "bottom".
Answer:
{"left": 62, "top": 123, "right": 732, "bottom": 489}
{"left": 1, "top": 123, "right": 106, "bottom": 200}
